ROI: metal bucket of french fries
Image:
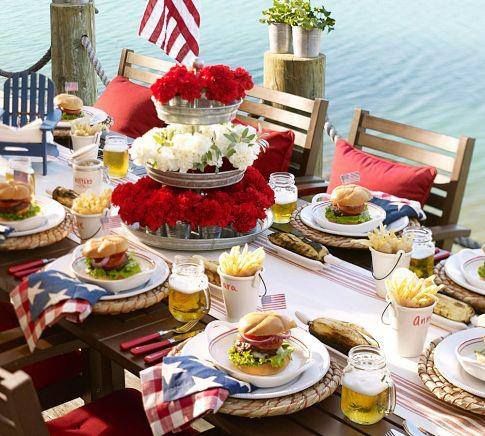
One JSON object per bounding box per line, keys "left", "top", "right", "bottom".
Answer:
{"left": 367, "top": 226, "right": 413, "bottom": 298}
{"left": 384, "top": 268, "right": 443, "bottom": 357}
{"left": 218, "top": 245, "right": 265, "bottom": 322}
{"left": 72, "top": 190, "right": 112, "bottom": 240}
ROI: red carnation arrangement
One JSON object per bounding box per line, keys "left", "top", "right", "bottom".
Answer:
{"left": 112, "top": 167, "right": 274, "bottom": 233}
{"left": 151, "top": 64, "right": 254, "bottom": 106}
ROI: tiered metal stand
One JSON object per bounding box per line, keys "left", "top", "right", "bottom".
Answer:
{"left": 124, "top": 96, "right": 273, "bottom": 251}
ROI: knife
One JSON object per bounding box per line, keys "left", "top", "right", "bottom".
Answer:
{"left": 144, "top": 345, "right": 176, "bottom": 365}
{"left": 130, "top": 329, "right": 203, "bottom": 356}
{"left": 8, "top": 258, "right": 56, "bottom": 275}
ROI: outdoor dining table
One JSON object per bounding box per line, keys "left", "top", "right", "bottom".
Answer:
{"left": 0, "top": 152, "right": 483, "bottom": 436}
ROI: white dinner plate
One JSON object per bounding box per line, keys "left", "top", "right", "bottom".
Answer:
{"left": 461, "top": 256, "right": 485, "bottom": 291}
{"left": 434, "top": 328, "right": 485, "bottom": 398}
{"left": 445, "top": 249, "right": 485, "bottom": 296}
{"left": 180, "top": 326, "right": 330, "bottom": 399}
{"left": 45, "top": 249, "right": 169, "bottom": 301}
{"left": 57, "top": 106, "right": 109, "bottom": 128}
{"left": 456, "top": 336, "right": 485, "bottom": 381}
{"left": 300, "top": 203, "right": 409, "bottom": 237}
{"left": 3, "top": 196, "right": 65, "bottom": 237}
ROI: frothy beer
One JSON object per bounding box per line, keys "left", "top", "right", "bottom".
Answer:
{"left": 271, "top": 189, "right": 297, "bottom": 224}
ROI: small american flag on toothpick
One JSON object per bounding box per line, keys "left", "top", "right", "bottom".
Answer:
{"left": 259, "top": 293, "right": 287, "bottom": 311}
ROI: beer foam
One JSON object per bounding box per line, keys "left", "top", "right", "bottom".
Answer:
{"left": 104, "top": 143, "right": 128, "bottom": 152}
{"left": 274, "top": 190, "right": 297, "bottom": 204}
{"left": 342, "top": 371, "right": 388, "bottom": 397}
{"left": 412, "top": 246, "right": 435, "bottom": 260}
{"left": 169, "top": 276, "right": 208, "bottom": 294}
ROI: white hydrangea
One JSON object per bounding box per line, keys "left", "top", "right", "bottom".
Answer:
{"left": 228, "top": 142, "right": 260, "bottom": 170}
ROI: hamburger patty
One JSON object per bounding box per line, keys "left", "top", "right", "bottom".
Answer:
{"left": 0, "top": 199, "right": 30, "bottom": 213}
{"left": 331, "top": 203, "right": 366, "bottom": 216}
{"left": 234, "top": 339, "right": 279, "bottom": 356}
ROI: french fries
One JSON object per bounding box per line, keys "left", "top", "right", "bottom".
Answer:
{"left": 367, "top": 225, "right": 413, "bottom": 254}
{"left": 72, "top": 189, "right": 112, "bottom": 215}
{"left": 71, "top": 118, "right": 104, "bottom": 137}
{"left": 386, "top": 268, "right": 443, "bottom": 308}
{"left": 219, "top": 244, "right": 265, "bottom": 277}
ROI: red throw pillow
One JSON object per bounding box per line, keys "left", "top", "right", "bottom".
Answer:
{"left": 328, "top": 139, "right": 437, "bottom": 205}
{"left": 94, "top": 76, "right": 165, "bottom": 139}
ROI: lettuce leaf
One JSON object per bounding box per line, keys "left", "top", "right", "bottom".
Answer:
{"left": 0, "top": 203, "right": 40, "bottom": 221}
{"left": 85, "top": 254, "right": 141, "bottom": 280}
{"left": 228, "top": 342, "right": 294, "bottom": 368}
{"left": 325, "top": 206, "right": 371, "bottom": 224}
{"left": 478, "top": 263, "right": 485, "bottom": 279}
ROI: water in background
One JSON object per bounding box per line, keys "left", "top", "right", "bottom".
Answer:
{"left": 1, "top": 0, "right": 484, "bottom": 242}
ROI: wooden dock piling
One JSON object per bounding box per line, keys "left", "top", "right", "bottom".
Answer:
{"left": 50, "top": 0, "right": 97, "bottom": 104}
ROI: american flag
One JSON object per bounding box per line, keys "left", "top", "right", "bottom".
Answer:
{"left": 11, "top": 270, "right": 111, "bottom": 352}
{"left": 259, "top": 293, "right": 287, "bottom": 311}
{"left": 101, "top": 215, "right": 122, "bottom": 231}
{"left": 138, "top": 0, "right": 201, "bottom": 65}
{"left": 141, "top": 355, "right": 251, "bottom": 435}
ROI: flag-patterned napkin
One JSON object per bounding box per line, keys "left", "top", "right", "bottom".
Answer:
{"left": 11, "top": 270, "right": 111, "bottom": 351}
{"left": 141, "top": 355, "right": 252, "bottom": 435}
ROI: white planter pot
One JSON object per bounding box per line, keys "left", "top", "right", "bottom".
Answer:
{"left": 268, "top": 23, "right": 292, "bottom": 54}
{"left": 292, "top": 27, "right": 322, "bottom": 58}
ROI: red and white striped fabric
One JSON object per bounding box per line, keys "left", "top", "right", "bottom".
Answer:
{"left": 138, "top": 0, "right": 200, "bottom": 65}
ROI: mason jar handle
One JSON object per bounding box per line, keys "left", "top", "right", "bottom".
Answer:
{"left": 385, "top": 379, "right": 397, "bottom": 415}
{"left": 202, "top": 285, "right": 212, "bottom": 316}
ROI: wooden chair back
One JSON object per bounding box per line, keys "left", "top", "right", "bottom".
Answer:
{"left": 0, "top": 368, "right": 48, "bottom": 436}
{"left": 2, "top": 73, "right": 56, "bottom": 127}
{"left": 347, "top": 108, "right": 475, "bottom": 227}
{"left": 117, "top": 49, "right": 328, "bottom": 176}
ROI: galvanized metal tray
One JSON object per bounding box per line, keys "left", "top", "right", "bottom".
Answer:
{"left": 146, "top": 164, "right": 245, "bottom": 189}
{"left": 123, "top": 211, "right": 273, "bottom": 251}
{"left": 152, "top": 97, "right": 241, "bottom": 125}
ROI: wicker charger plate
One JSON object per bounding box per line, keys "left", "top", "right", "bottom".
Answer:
{"left": 92, "top": 281, "right": 169, "bottom": 315}
{"left": 418, "top": 336, "right": 485, "bottom": 415}
{"left": 169, "top": 340, "right": 342, "bottom": 418}
{"left": 0, "top": 214, "right": 74, "bottom": 251}
{"left": 434, "top": 261, "right": 485, "bottom": 313}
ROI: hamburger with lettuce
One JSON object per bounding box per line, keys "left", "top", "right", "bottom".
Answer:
{"left": 325, "top": 184, "right": 373, "bottom": 225}
{"left": 82, "top": 235, "right": 141, "bottom": 280}
{"left": 0, "top": 181, "right": 40, "bottom": 221}
{"left": 228, "top": 312, "right": 296, "bottom": 375}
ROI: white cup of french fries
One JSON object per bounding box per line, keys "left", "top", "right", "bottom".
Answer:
{"left": 367, "top": 225, "right": 413, "bottom": 298}
{"left": 71, "top": 190, "right": 112, "bottom": 240}
{"left": 218, "top": 245, "right": 265, "bottom": 322}
{"left": 385, "top": 268, "right": 443, "bottom": 357}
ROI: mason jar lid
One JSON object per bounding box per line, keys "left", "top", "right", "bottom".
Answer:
{"left": 269, "top": 172, "right": 295, "bottom": 186}
{"left": 348, "top": 345, "right": 386, "bottom": 371}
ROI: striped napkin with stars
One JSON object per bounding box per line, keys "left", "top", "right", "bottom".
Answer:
{"left": 11, "top": 270, "right": 112, "bottom": 351}
{"left": 141, "top": 355, "right": 252, "bottom": 435}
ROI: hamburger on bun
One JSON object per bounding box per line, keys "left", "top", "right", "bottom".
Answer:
{"left": 0, "top": 181, "right": 39, "bottom": 221}
{"left": 326, "top": 184, "right": 373, "bottom": 225}
{"left": 228, "top": 312, "right": 297, "bottom": 376}
{"left": 82, "top": 235, "right": 141, "bottom": 280}
{"left": 54, "top": 93, "right": 83, "bottom": 121}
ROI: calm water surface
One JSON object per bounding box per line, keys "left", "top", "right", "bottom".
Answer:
{"left": 1, "top": 1, "right": 484, "bottom": 241}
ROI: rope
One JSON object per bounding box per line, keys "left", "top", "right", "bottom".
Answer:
{"left": 324, "top": 116, "right": 340, "bottom": 144}
{"left": 0, "top": 48, "right": 51, "bottom": 78}
{"left": 80, "top": 35, "right": 110, "bottom": 86}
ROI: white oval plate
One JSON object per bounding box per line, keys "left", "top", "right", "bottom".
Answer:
{"left": 3, "top": 196, "right": 65, "bottom": 237}
{"left": 57, "top": 106, "right": 109, "bottom": 128}
{"left": 456, "top": 336, "right": 485, "bottom": 382}
{"left": 181, "top": 326, "right": 330, "bottom": 399}
{"left": 45, "top": 250, "right": 169, "bottom": 300}
{"left": 445, "top": 249, "right": 485, "bottom": 296}
{"left": 300, "top": 203, "right": 408, "bottom": 237}
{"left": 434, "top": 327, "right": 485, "bottom": 398}
{"left": 460, "top": 256, "right": 485, "bottom": 291}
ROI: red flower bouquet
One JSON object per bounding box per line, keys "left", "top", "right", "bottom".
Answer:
{"left": 111, "top": 167, "right": 274, "bottom": 234}
{"left": 150, "top": 64, "right": 253, "bottom": 105}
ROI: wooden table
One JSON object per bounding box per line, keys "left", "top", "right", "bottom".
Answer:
{"left": 0, "top": 234, "right": 407, "bottom": 435}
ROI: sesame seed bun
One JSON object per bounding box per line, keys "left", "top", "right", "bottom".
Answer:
{"left": 0, "top": 181, "right": 31, "bottom": 201}
{"left": 82, "top": 235, "right": 129, "bottom": 259}
{"left": 54, "top": 93, "right": 83, "bottom": 113}
{"left": 238, "top": 312, "right": 296, "bottom": 337}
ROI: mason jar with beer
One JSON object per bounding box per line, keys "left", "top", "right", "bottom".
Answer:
{"left": 341, "top": 345, "right": 396, "bottom": 425}
{"left": 269, "top": 172, "right": 298, "bottom": 224}
{"left": 103, "top": 134, "right": 129, "bottom": 178}
{"left": 403, "top": 227, "right": 435, "bottom": 278}
{"left": 168, "top": 256, "right": 211, "bottom": 322}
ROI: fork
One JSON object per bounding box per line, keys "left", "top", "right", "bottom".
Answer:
{"left": 119, "top": 319, "right": 199, "bottom": 351}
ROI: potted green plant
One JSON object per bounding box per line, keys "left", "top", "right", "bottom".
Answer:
{"left": 290, "top": 1, "right": 335, "bottom": 58}
{"left": 260, "top": 0, "right": 293, "bottom": 54}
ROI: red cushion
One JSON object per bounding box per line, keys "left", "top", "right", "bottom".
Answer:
{"left": 94, "top": 76, "right": 165, "bottom": 139}
{"left": 46, "top": 388, "right": 153, "bottom": 436}
{"left": 328, "top": 139, "right": 437, "bottom": 205}
{"left": 0, "top": 302, "right": 86, "bottom": 390}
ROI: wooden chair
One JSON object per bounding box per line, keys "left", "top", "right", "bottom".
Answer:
{"left": 0, "top": 72, "right": 61, "bottom": 175}
{"left": 348, "top": 108, "right": 475, "bottom": 250}
{"left": 117, "top": 48, "right": 328, "bottom": 180}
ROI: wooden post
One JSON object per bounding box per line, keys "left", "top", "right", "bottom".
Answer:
{"left": 50, "top": 0, "right": 97, "bottom": 105}
{"left": 263, "top": 52, "right": 326, "bottom": 176}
